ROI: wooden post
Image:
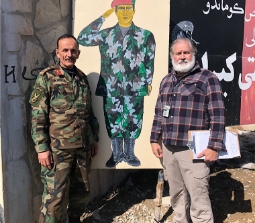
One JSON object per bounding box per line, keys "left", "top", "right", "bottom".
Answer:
{"left": 154, "top": 169, "right": 164, "bottom": 222}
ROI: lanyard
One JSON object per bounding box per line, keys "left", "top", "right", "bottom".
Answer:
{"left": 166, "top": 76, "right": 183, "bottom": 106}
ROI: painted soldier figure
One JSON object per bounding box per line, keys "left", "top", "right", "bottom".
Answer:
{"left": 30, "top": 34, "right": 99, "bottom": 223}
{"left": 77, "top": 0, "right": 156, "bottom": 167}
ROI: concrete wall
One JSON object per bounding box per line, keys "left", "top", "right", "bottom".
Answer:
{"left": 0, "top": 1, "right": 129, "bottom": 222}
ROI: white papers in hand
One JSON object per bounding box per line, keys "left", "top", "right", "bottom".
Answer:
{"left": 188, "top": 130, "right": 240, "bottom": 160}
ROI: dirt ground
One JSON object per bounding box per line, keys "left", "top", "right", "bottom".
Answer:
{"left": 83, "top": 167, "right": 255, "bottom": 223}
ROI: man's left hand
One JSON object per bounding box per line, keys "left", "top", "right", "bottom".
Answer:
{"left": 91, "top": 141, "right": 99, "bottom": 157}
{"left": 197, "top": 148, "right": 218, "bottom": 162}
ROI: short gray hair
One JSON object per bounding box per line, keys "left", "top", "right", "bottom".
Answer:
{"left": 170, "top": 38, "right": 197, "bottom": 56}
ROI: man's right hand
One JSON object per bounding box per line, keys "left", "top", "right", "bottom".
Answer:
{"left": 102, "top": 8, "right": 115, "bottom": 18}
{"left": 151, "top": 143, "right": 163, "bottom": 158}
{"left": 38, "top": 151, "right": 53, "bottom": 169}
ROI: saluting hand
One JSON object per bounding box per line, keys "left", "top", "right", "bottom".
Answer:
{"left": 102, "top": 8, "right": 115, "bottom": 18}
{"left": 38, "top": 151, "right": 53, "bottom": 169}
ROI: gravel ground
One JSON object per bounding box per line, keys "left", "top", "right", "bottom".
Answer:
{"left": 80, "top": 131, "right": 255, "bottom": 223}
{"left": 80, "top": 166, "right": 255, "bottom": 223}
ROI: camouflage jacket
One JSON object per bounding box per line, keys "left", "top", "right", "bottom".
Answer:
{"left": 77, "top": 16, "right": 156, "bottom": 97}
{"left": 29, "top": 65, "right": 99, "bottom": 153}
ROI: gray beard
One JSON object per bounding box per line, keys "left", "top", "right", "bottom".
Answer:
{"left": 172, "top": 55, "right": 195, "bottom": 73}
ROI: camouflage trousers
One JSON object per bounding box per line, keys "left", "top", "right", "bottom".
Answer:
{"left": 103, "top": 96, "right": 144, "bottom": 139}
{"left": 39, "top": 147, "right": 91, "bottom": 223}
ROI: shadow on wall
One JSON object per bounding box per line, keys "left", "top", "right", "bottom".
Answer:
{"left": 24, "top": 82, "right": 44, "bottom": 222}
{"left": 0, "top": 205, "right": 3, "bottom": 223}
{"left": 87, "top": 72, "right": 114, "bottom": 169}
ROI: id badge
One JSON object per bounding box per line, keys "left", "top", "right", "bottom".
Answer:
{"left": 163, "top": 105, "right": 170, "bottom": 117}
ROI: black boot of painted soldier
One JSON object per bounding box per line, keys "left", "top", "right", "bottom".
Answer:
{"left": 106, "top": 138, "right": 124, "bottom": 167}
{"left": 123, "top": 138, "right": 140, "bottom": 166}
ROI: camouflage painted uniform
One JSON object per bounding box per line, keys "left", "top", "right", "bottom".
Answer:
{"left": 77, "top": 16, "right": 156, "bottom": 139}
{"left": 30, "top": 65, "right": 99, "bottom": 223}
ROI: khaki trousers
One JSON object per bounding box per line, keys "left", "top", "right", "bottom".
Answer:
{"left": 163, "top": 145, "right": 213, "bottom": 223}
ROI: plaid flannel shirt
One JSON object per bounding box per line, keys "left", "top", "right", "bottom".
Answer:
{"left": 150, "top": 62, "right": 225, "bottom": 151}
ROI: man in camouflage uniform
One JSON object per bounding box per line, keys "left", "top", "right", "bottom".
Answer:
{"left": 30, "top": 34, "right": 99, "bottom": 223}
{"left": 77, "top": 0, "right": 156, "bottom": 167}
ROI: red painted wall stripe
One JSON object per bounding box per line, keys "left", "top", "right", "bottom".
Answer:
{"left": 241, "top": 0, "right": 255, "bottom": 124}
